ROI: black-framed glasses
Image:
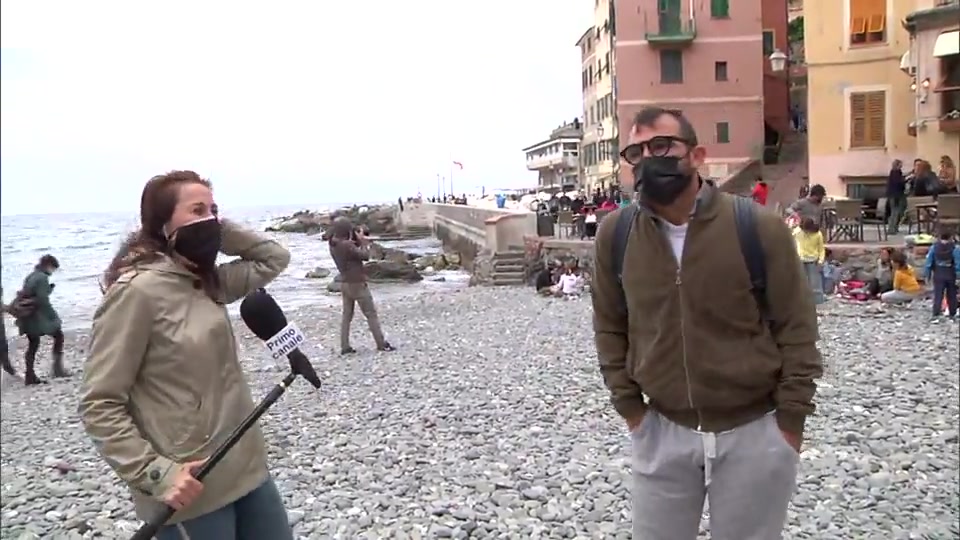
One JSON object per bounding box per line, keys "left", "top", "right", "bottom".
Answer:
{"left": 619, "top": 136, "right": 692, "bottom": 165}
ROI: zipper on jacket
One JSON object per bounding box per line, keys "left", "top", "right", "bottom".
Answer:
{"left": 676, "top": 267, "right": 703, "bottom": 431}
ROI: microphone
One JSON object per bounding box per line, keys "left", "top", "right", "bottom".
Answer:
{"left": 130, "top": 288, "right": 321, "bottom": 539}
{"left": 240, "top": 289, "right": 323, "bottom": 389}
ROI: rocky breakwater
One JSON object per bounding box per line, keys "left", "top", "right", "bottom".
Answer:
{"left": 307, "top": 242, "right": 464, "bottom": 293}
{"left": 265, "top": 204, "right": 399, "bottom": 236}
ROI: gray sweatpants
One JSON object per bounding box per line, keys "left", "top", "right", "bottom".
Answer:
{"left": 632, "top": 410, "right": 798, "bottom": 540}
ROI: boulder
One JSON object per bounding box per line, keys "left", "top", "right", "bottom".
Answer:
{"left": 265, "top": 204, "right": 399, "bottom": 236}
{"left": 265, "top": 210, "right": 331, "bottom": 235}
{"left": 364, "top": 260, "right": 423, "bottom": 283}
{"left": 326, "top": 280, "right": 342, "bottom": 293}
{"left": 305, "top": 267, "right": 331, "bottom": 279}
{"left": 368, "top": 242, "right": 414, "bottom": 263}
{"left": 412, "top": 252, "right": 462, "bottom": 271}
{"left": 329, "top": 205, "right": 399, "bottom": 236}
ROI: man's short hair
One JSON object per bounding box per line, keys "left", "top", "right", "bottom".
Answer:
{"left": 809, "top": 184, "right": 826, "bottom": 198}
{"left": 632, "top": 107, "right": 699, "bottom": 146}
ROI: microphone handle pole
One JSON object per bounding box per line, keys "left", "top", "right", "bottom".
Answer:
{"left": 130, "top": 371, "right": 299, "bottom": 540}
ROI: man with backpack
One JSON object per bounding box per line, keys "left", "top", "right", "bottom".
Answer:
{"left": 924, "top": 227, "right": 960, "bottom": 320}
{"left": 592, "top": 108, "right": 822, "bottom": 540}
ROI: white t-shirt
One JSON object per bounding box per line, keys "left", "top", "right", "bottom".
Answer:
{"left": 585, "top": 214, "right": 597, "bottom": 223}
{"left": 558, "top": 273, "right": 582, "bottom": 294}
{"left": 661, "top": 220, "right": 689, "bottom": 267}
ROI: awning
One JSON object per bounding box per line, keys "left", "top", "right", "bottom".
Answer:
{"left": 933, "top": 30, "right": 959, "bottom": 58}
{"left": 899, "top": 50, "right": 914, "bottom": 72}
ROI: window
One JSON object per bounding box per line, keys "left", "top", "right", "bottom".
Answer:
{"left": 939, "top": 54, "right": 960, "bottom": 90}
{"left": 716, "top": 122, "right": 730, "bottom": 143}
{"left": 660, "top": 50, "right": 684, "bottom": 84}
{"left": 762, "top": 30, "right": 775, "bottom": 56}
{"left": 715, "top": 61, "right": 728, "bottom": 81}
{"left": 849, "top": 0, "right": 886, "bottom": 46}
{"left": 849, "top": 90, "right": 886, "bottom": 148}
{"left": 711, "top": 0, "right": 729, "bottom": 18}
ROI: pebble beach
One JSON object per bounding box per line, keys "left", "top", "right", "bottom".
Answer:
{"left": 1, "top": 287, "right": 958, "bottom": 539}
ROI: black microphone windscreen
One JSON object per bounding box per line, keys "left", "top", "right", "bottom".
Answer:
{"left": 239, "top": 289, "right": 288, "bottom": 341}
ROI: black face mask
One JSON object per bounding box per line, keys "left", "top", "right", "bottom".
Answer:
{"left": 638, "top": 156, "right": 695, "bottom": 206}
{"left": 171, "top": 217, "right": 221, "bottom": 271}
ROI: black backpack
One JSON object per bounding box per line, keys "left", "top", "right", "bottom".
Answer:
{"left": 610, "top": 196, "right": 770, "bottom": 323}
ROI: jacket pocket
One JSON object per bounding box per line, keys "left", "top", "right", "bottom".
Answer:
{"left": 146, "top": 395, "right": 205, "bottom": 458}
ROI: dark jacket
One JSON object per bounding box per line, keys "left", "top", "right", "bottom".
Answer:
{"left": 886, "top": 168, "right": 906, "bottom": 198}
{"left": 592, "top": 182, "right": 823, "bottom": 436}
{"left": 330, "top": 237, "right": 369, "bottom": 283}
{"left": 16, "top": 269, "right": 62, "bottom": 336}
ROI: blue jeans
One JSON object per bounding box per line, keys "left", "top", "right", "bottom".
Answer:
{"left": 156, "top": 477, "right": 292, "bottom": 540}
{"left": 802, "top": 262, "right": 825, "bottom": 305}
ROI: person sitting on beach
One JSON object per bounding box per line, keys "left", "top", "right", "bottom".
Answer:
{"left": 79, "top": 170, "right": 294, "bottom": 539}
{"left": 12, "top": 254, "right": 68, "bottom": 384}
{"left": 329, "top": 217, "right": 395, "bottom": 354}
{"left": 551, "top": 263, "right": 584, "bottom": 298}
{"left": 866, "top": 247, "right": 895, "bottom": 297}
{"left": 535, "top": 262, "right": 560, "bottom": 296}
{"left": 880, "top": 250, "right": 923, "bottom": 305}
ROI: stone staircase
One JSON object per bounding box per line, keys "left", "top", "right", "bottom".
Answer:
{"left": 764, "top": 132, "right": 809, "bottom": 210}
{"left": 490, "top": 251, "right": 527, "bottom": 286}
{"left": 375, "top": 225, "right": 434, "bottom": 241}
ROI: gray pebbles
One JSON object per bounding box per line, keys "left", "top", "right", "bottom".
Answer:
{"left": 1, "top": 288, "right": 958, "bottom": 539}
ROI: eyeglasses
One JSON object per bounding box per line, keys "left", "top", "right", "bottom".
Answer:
{"left": 619, "top": 136, "right": 693, "bottom": 165}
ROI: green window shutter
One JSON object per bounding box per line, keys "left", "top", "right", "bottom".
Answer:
{"left": 716, "top": 122, "right": 730, "bottom": 144}
{"left": 711, "top": 0, "right": 729, "bottom": 18}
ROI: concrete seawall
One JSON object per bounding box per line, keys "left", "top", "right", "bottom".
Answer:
{"left": 398, "top": 203, "right": 535, "bottom": 271}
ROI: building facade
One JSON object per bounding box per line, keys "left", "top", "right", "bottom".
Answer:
{"left": 613, "top": 0, "right": 786, "bottom": 189}
{"left": 805, "top": 0, "right": 918, "bottom": 198}
{"left": 904, "top": 1, "right": 959, "bottom": 167}
{"left": 522, "top": 120, "right": 583, "bottom": 190}
{"left": 578, "top": 0, "right": 619, "bottom": 196}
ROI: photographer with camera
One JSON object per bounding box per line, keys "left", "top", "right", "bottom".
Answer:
{"left": 328, "top": 217, "right": 394, "bottom": 354}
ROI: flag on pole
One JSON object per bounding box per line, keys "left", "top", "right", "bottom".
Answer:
{"left": 453, "top": 161, "right": 464, "bottom": 170}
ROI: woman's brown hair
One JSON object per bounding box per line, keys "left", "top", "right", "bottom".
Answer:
{"left": 889, "top": 249, "right": 908, "bottom": 268}
{"left": 102, "top": 171, "right": 219, "bottom": 297}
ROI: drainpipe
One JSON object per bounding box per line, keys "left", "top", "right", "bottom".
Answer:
{"left": 911, "top": 34, "right": 920, "bottom": 140}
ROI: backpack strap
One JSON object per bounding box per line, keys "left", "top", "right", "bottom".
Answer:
{"left": 732, "top": 196, "right": 771, "bottom": 324}
{"left": 612, "top": 205, "right": 641, "bottom": 313}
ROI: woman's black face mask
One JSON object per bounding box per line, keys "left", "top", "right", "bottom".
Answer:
{"left": 170, "top": 216, "right": 222, "bottom": 271}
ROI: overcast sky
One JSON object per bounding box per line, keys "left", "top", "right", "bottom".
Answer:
{"left": 0, "top": 1, "right": 589, "bottom": 215}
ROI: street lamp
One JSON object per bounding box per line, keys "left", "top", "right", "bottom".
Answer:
{"left": 768, "top": 49, "right": 788, "bottom": 73}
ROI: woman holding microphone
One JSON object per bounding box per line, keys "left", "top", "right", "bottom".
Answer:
{"left": 79, "top": 170, "right": 293, "bottom": 539}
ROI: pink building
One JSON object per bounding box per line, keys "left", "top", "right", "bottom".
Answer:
{"left": 614, "top": 0, "right": 789, "bottom": 187}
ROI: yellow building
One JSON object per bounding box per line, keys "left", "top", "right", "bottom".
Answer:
{"left": 903, "top": 1, "right": 959, "bottom": 168}
{"left": 577, "top": 0, "right": 619, "bottom": 196}
{"left": 805, "top": 0, "right": 918, "bottom": 198}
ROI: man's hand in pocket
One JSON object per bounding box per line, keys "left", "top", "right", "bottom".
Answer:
{"left": 626, "top": 411, "right": 646, "bottom": 432}
{"left": 781, "top": 430, "right": 802, "bottom": 453}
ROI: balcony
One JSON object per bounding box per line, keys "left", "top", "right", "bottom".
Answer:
{"left": 525, "top": 154, "right": 579, "bottom": 171}
{"left": 645, "top": 16, "right": 696, "bottom": 47}
{"left": 940, "top": 116, "right": 960, "bottom": 133}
